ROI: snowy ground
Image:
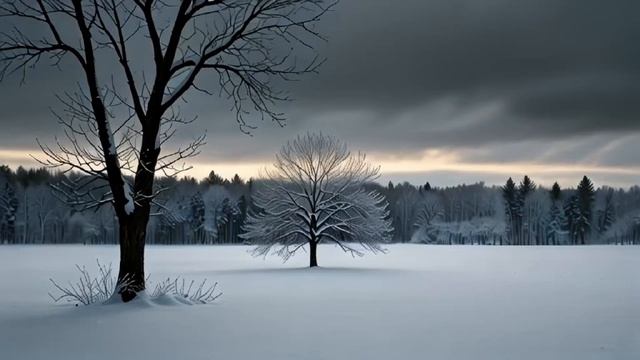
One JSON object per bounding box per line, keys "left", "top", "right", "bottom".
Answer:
{"left": 0, "top": 245, "right": 638, "bottom": 360}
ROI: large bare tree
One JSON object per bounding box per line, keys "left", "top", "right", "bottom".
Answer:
{"left": 242, "top": 133, "right": 392, "bottom": 267}
{"left": 0, "top": 0, "right": 333, "bottom": 301}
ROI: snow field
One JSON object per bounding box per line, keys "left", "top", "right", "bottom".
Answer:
{"left": 0, "top": 245, "right": 638, "bottom": 360}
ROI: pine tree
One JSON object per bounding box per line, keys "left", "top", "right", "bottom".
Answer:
{"left": 231, "top": 174, "right": 244, "bottom": 186}
{"left": 564, "top": 196, "right": 580, "bottom": 245}
{"left": 0, "top": 183, "right": 18, "bottom": 244}
{"left": 502, "top": 178, "right": 518, "bottom": 244}
{"left": 519, "top": 176, "right": 536, "bottom": 198}
{"left": 547, "top": 203, "right": 564, "bottom": 245}
{"left": 550, "top": 182, "right": 561, "bottom": 202}
{"left": 204, "top": 171, "right": 226, "bottom": 186}
{"left": 518, "top": 176, "right": 536, "bottom": 245}
{"left": 576, "top": 176, "right": 595, "bottom": 244}
{"left": 546, "top": 182, "right": 563, "bottom": 245}
{"left": 189, "top": 192, "right": 206, "bottom": 244}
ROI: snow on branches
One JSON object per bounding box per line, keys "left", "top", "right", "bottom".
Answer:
{"left": 241, "top": 133, "right": 392, "bottom": 267}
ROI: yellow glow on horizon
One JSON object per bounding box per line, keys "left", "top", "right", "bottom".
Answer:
{"left": 0, "top": 149, "right": 40, "bottom": 162}
{"left": 1, "top": 147, "right": 639, "bottom": 186}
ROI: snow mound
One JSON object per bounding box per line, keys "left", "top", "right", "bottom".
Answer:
{"left": 49, "top": 261, "right": 221, "bottom": 307}
{"left": 107, "top": 291, "right": 211, "bottom": 307}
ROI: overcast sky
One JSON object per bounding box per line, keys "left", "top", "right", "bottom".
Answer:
{"left": 1, "top": 0, "right": 639, "bottom": 188}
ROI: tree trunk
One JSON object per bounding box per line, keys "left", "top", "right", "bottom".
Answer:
{"left": 116, "top": 215, "right": 148, "bottom": 302}
{"left": 113, "top": 125, "right": 160, "bottom": 302}
{"left": 309, "top": 240, "right": 318, "bottom": 267}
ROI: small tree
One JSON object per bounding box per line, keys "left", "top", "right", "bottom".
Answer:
{"left": 241, "top": 133, "right": 392, "bottom": 267}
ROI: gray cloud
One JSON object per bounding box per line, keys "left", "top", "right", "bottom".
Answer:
{"left": 290, "top": 0, "right": 640, "bottom": 133}
{"left": 0, "top": 0, "right": 639, "bottom": 181}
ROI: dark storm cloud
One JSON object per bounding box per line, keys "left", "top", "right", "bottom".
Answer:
{"left": 288, "top": 0, "right": 640, "bottom": 137}
{"left": 0, "top": 0, "right": 639, "bottom": 165}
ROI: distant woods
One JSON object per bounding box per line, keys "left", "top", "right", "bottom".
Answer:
{"left": 0, "top": 165, "right": 638, "bottom": 246}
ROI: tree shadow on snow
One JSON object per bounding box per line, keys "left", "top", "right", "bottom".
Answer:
{"left": 192, "top": 266, "right": 412, "bottom": 276}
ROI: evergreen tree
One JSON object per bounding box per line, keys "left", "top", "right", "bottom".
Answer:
{"left": 189, "top": 192, "right": 206, "bottom": 244}
{"left": 0, "top": 183, "right": 18, "bottom": 244}
{"left": 424, "top": 182, "right": 432, "bottom": 192}
{"left": 502, "top": 178, "right": 518, "bottom": 244}
{"left": 576, "top": 176, "right": 595, "bottom": 244}
{"left": 546, "top": 203, "right": 564, "bottom": 245}
{"left": 231, "top": 174, "right": 244, "bottom": 186}
{"left": 564, "top": 195, "right": 589, "bottom": 245}
{"left": 564, "top": 196, "right": 579, "bottom": 244}
{"left": 517, "top": 175, "right": 536, "bottom": 245}
{"left": 204, "top": 171, "right": 226, "bottom": 186}
{"left": 550, "top": 182, "right": 561, "bottom": 202}
{"left": 546, "top": 182, "right": 563, "bottom": 245}
{"left": 519, "top": 176, "right": 536, "bottom": 198}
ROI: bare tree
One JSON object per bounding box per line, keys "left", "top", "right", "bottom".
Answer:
{"left": 0, "top": 0, "right": 333, "bottom": 301}
{"left": 30, "top": 185, "right": 63, "bottom": 244}
{"left": 241, "top": 133, "right": 392, "bottom": 267}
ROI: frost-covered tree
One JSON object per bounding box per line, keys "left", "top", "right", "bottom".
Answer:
{"left": 576, "top": 176, "right": 595, "bottom": 244}
{"left": 202, "top": 186, "right": 238, "bottom": 242}
{"left": 546, "top": 182, "right": 565, "bottom": 245}
{"left": 411, "top": 192, "right": 443, "bottom": 244}
{"left": 596, "top": 188, "right": 615, "bottom": 236}
{"left": 242, "top": 133, "right": 392, "bottom": 267}
{"left": 518, "top": 175, "right": 536, "bottom": 245}
{"left": 502, "top": 178, "right": 518, "bottom": 244}
{"left": 189, "top": 192, "right": 206, "bottom": 243}
{"left": 30, "top": 185, "right": 63, "bottom": 244}
{"left": 0, "top": 182, "right": 18, "bottom": 244}
{"left": 564, "top": 195, "right": 589, "bottom": 245}
{"left": 393, "top": 184, "right": 419, "bottom": 242}
{"left": 522, "top": 189, "right": 549, "bottom": 245}
{"left": 1, "top": 0, "right": 333, "bottom": 301}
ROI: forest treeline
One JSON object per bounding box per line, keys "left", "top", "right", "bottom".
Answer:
{"left": 1, "top": 165, "right": 639, "bottom": 246}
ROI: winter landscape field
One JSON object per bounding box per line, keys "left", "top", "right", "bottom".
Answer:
{"left": 0, "top": 245, "right": 638, "bottom": 360}
{"left": 1, "top": 0, "right": 639, "bottom": 359}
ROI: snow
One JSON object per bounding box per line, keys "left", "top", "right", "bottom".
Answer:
{"left": 0, "top": 245, "right": 638, "bottom": 360}
{"left": 192, "top": 0, "right": 211, "bottom": 9}
{"left": 163, "top": 70, "right": 191, "bottom": 103}
{"left": 123, "top": 182, "right": 135, "bottom": 215}
{"left": 154, "top": 131, "right": 161, "bottom": 150}
{"left": 105, "top": 121, "right": 117, "bottom": 156}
